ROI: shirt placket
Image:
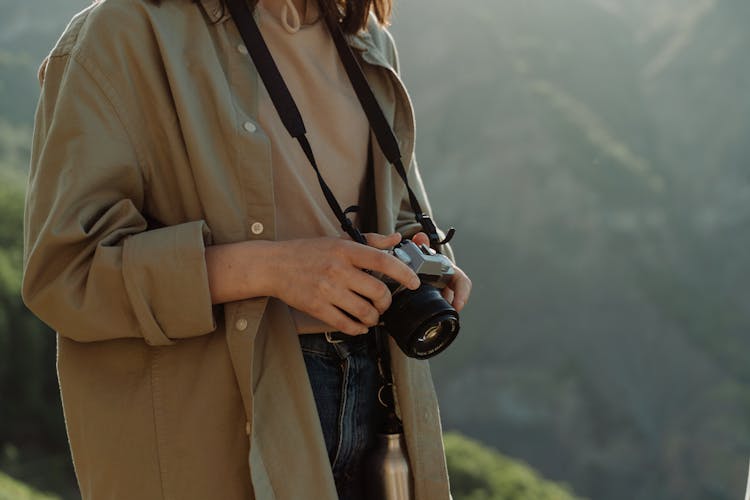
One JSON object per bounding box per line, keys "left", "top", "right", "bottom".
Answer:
{"left": 224, "top": 11, "right": 277, "bottom": 243}
{"left": 219, "top": 13, "right": 278, "bottom": 434}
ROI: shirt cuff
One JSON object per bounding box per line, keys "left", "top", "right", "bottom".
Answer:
{"left": 122, "top": 220, "right": 216, "bottom": 346}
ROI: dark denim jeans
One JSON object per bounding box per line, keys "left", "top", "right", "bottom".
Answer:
{"left": 299, "top": 332, "right": 383, "bottom": 500}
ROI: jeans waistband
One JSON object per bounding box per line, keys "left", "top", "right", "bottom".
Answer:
{"left": 299, "top": 331, "right": 377, "bottom": 359}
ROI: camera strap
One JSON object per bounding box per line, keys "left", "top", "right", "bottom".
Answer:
{"left": 226, "top": 0, "right": 451, "bottom": 436}
{"left": 224, "top": 0, "right": 455, "bottom": 251}
{"left": 225, "top": 0, "right": 367, "bottom": 244}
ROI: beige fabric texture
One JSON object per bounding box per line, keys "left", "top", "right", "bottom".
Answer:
{"left": 23, "top": 0, "right": 454, "bottom": 498}
{"left": 256, "top": 0, "right": 370, "bottom": 333}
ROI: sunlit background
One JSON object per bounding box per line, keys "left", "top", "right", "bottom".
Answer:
{"left": 1, "top": 0, "right": 749, "bottom": 499}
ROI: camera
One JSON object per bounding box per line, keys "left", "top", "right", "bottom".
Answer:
{"left": 375, "top": 240, "right": 460, "bottom": 359}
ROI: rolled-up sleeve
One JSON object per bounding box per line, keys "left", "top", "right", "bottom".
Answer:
{"left": 22, "top": 51, "right": 216, "bottom": 345}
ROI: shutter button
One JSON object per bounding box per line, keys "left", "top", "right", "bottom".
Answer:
{"left": 250, "top": 222, "right": 264, "bottom": 235}
{"left": 235, "top": 318, "right": 248, "bottom": 331}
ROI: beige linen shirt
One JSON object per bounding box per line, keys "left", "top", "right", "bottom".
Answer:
{"left": 23, "top": 0, "right": 453, "bottom": 498}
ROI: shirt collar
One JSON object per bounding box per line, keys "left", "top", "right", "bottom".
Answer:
{"left": 198, "top": 0, "right": 377, "bottom": 53}
{"left": 198, "top": 0, "right": 232, "bottom": 23}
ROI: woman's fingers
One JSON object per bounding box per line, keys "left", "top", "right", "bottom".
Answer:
{"left": 363, "top": 232, "right": 402, "bottom": 250}
{"left": 410, "top": 232, "right": 430, "bottom": 247}
{"left": 317, "top": 303, "right": 370, "bottom": 336}
{"left": 448, "top": 266, "right": 472, "bottom": 312}
{"left": 408, "top": 232, "right": 471, "bottom": 312}
{"left": 441, "top": 287, "right": 455, "bottom": 306}
{"left": 332, "top": 288, "right": 381, "bottom": 329}
{"left": 349, "top": 244, "right": 420, "bottom": 291}
{"left": 347, "top": 269, "right": 393, "bottom": 314}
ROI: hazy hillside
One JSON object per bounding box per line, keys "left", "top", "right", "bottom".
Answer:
{"left": 390, "top": 1, "right": 750, "bottom": 499}
{"left": 1, "top": 1, "right": 749, "bottom": 499}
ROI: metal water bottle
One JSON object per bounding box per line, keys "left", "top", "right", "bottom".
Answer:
{"left": 364, "top": 431, "right": 414, "bottom": 500}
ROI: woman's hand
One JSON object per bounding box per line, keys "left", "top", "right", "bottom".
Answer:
{"left": 268, "top": 233, "right": 420, "bottom": 335}
{"left": 410, "top": 232, "right": 472, "bottom": 312}
{"left": 206, "top": 233, "right": 418, "bottom": 334}
{"left": 204, "top": 231, "right": 468, "bottom": 335}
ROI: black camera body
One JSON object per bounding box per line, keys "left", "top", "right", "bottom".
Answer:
{"left": 375, "top": 240, "right": 460, "bottom": 359}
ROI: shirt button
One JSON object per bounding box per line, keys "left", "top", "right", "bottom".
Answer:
{"left": 245, "top": 421, "right": 251, "bottom": 436}
{"left": 243, "top": 121, "right": 257, "bottom": 133}
{"left": 250, "top": 222, "right": 264, "bottom": 235}
{"left": 237, "top": 43, "right": 249, "bottom": 55}
{"left": 235, "top": 318, "right": 248, "bottom": 331}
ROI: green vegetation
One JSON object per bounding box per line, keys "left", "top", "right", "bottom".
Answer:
{"left": 1, "top": 434, "right": 596, "bottom": 500}
{"left": 391, "top": 1, "right": 750, "bottom": 499}
{"left": 446, "top": 433, "right": 584, "bottom": 500}
{"left": 0, "top": 471, "right": 59, "bottom": 500}
{"left": 0, "top": 119, "right": 32, "bottom": 177}
{"left": 0, "top": 180, "right": 76, "bottom": 498}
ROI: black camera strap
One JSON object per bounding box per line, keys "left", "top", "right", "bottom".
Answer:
{"left": 224, "top": 0, "right": 454, "bottom": 251}
{"left": 322, "top": 13, "right": 443, "bottom": 246}
{"left": 225, "top": 0, "right": 367, "bottom": 245}
{"left": 225, "top": 0, "right": 453, "bottom": 433}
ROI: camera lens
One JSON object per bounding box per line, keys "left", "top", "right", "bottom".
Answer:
{"left": 420, "top": 324, "right": 442, "bottom": 342}
{"left": 382, "top": 283, "right": 460, "bottom": 359}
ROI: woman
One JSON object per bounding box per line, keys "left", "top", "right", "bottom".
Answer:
{"left": 23, "top": 0, "right": 471, "bottom": 498}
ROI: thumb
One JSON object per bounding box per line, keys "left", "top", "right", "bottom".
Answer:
{"left": 411, "top": 232, "right": 430, "bottom": 247}
{"left": 363, "top": 232, "right": 403, "bottom": 250}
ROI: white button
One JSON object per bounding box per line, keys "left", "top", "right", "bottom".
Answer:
{"left": 243, "top": 121, "right": 257, "bottom": 133}
{"left": 237, "top": 44, "right": 248, "bottom": 55}
{"left": 245, "top": 421, "right": 251, "bottom": 436}
{"left": 250, "top": 222, "right": 264, "bottom": 235}
{"left": 235, "top": 318, "right": 248, "bottom": 331}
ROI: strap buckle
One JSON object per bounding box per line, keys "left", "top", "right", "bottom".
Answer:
{"left": 416, "top": 214, "right": 456, "bottom": 250}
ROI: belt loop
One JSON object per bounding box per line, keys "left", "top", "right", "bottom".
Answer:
{"left": 325, "top": 331, "right": 344, "bottom": 344}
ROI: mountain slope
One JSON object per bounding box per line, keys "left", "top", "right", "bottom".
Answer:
{"left": 389, "top": 1, "right": 750, "bottom": 499}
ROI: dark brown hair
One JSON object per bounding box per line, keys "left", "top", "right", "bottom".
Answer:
{"left": 148, "top": 0, "right": 392, "bottom": 34}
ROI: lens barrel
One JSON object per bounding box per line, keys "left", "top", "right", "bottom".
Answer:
{"left": 381, "top": 284, "right": 460, "bottom": 359}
